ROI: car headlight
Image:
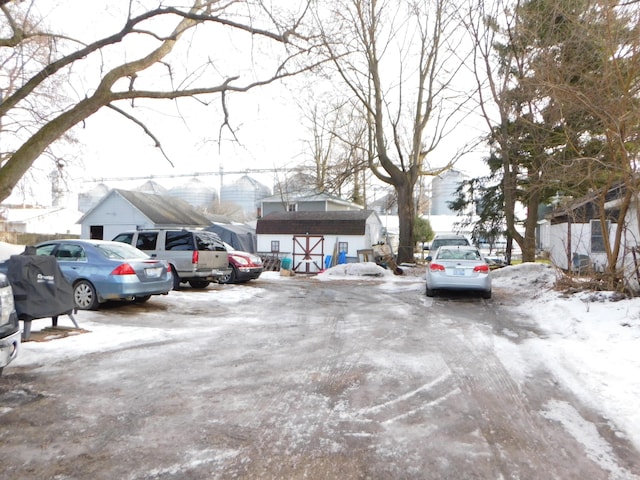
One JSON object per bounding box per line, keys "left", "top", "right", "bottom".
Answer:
{"left": 231, "top": 255, "right": 250, "bottom": 266}
{"left": 0, "top": 285, "right": 15, "bottom": 326}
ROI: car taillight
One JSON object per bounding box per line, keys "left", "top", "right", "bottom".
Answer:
{"left": 474, "top": 264, "right": 489, "bottom": 273}
{"left": 430, "top": 263, "right": 446, "bottom": 271}
{"left": 167, "top": 264, "right": 172, "bottom": 272}
{"left": 192, "top": 250, "right": 199, "bottom": 265}
{"left": 111, "top": 263, "right": 136, "bottom": 275}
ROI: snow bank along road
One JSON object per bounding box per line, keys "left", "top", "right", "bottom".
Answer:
{"left": 1, "top": 273, "right": 638, "bottom": 479}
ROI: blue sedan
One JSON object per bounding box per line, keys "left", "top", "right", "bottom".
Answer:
{"left": 35, "top": 239, "right": 173, "bottom": 310}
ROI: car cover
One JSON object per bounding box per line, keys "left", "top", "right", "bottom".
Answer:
{"left": 6, "top": 252, "right": 75, "bottom": 321}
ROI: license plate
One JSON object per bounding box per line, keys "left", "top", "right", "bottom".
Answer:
{"left": 453, "top": 269, "right": 465, "bottom": 276}
{"left": 145, "top": 267, "right": 162, "bottom": 278}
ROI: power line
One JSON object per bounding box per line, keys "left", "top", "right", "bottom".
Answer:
{"left": 85, "top": 168, "right": 283, "bottom": 183}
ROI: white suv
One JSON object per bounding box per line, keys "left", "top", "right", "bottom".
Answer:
{"left": 112, "top": 229, "right": 230, "bottom": 289}
{"left": 427, "top": 234, "right": 472, "bottom": 252}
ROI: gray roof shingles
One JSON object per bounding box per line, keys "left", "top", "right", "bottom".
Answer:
{"left": 256, "top": 210, "right": 376, "bottom": 235}
{"left": 116, "top": 189, "right": 211, "bottom": 227}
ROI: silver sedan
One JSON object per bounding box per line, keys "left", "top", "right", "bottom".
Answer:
{"left": 425, "top": 245, "right": 492, "bottom": 298}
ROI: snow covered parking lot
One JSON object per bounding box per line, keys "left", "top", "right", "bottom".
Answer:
{"left": 1, "top": 255, "right": 639, "bottom": 478}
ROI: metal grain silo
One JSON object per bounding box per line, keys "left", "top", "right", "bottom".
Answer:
{"left": 220, "top": 175, "right": 271, "bottom": 218}
{"left": 77, "top": 183, "right": 110, "bottom": 213}
{"left": 135, "top": 180, "right": 168, "bottom": 195}
{"left": 429, "top": 169, "right": 466, "bottom": 215}
{"left": 167, "top": 178, "right": 217, "bottom": 209}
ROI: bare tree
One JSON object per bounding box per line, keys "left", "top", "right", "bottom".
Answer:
{"left": 315, "top": 0, "right": 473, "bottom": 263}
{"left": 298, "top": 93, "right": 372, "bottom": 203}
{"left": 0, "top": 0, "right": 317, "bottom": 204}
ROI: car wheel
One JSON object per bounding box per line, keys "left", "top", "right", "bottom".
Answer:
{"left": 172, "top": 270, "right": 181, "bottom": 290}
{"left": 425, "top": 286, "right": 434, "bottom": 297}
{"left": 218, "top": 267, "right": 237, "bottom": 284}
{"left": 188, "top": 279, "right": 210, "bottom": 289}
{"left": 482, "top": 290, "right": 492, "bottom": 299}
{"left": 74, "top": 280, "right": 99, "bottom": 310}
{"left": 133, "top": 295, "right": 151, "bottom": 303}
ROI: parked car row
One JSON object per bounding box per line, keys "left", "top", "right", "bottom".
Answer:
{"left": 0, "top": 229, "right": 264, "bottom": 313}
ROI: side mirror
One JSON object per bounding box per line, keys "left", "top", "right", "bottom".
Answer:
{"left": 426, "top": 255, "right": 432, "bottom": 262}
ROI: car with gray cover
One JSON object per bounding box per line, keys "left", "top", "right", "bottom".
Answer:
{"left": 34, "top": 239, "right": 174, "bottom": 310}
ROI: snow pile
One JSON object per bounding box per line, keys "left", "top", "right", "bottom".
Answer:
{"left": 0, "top": 241, "right": 27, "bottom": 260}
{"left": 490, "top": 262, "right": 640, "bottom": 450}
{"left": 316, "top": 262, "right": 392, "bottom": 280}
{"left": 491, "top": 262, "right": 559, "bottom": 299}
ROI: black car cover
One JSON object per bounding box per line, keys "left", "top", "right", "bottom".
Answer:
{"left": 6, "top": 252, "right": 75, "bottom": 321}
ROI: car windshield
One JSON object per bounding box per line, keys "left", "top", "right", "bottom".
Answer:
{"left": 96, "top": 242, "right": 149, "bottom": 260}
{"left": 433, "top": 239, "right": 469, "bottom": 248}
{"left": 437, "top": 249, "right": 481, "bottom": 261}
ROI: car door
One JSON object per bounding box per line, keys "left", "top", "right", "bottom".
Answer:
{"left": 37, "top": 242, "right": 86, "bottom": 284}
{"left": 163, "top": 230, "right": 196, "bottom": 276}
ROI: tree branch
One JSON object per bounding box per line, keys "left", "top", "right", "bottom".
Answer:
{"left": 106, "top": 104, "right": 175, "bottom": 167}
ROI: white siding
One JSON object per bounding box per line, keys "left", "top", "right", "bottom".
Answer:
{"left": 622, "top": 200, "right": 640, "bottom": 291}
{"left": 365, "top": 214, "right": 385, "bottom": 246}
{"left": 548, "top": 221, "right": 619, "bottom": 272}
{"left": 80, "top": 196, "right": 153, "bottom": 240}
{"left": 257, "top": 234, "right": 369, "bottom": 257}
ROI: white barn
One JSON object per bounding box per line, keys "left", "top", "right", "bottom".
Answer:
{"left": 78, "top": 189, "right": 211, "bottom": 240}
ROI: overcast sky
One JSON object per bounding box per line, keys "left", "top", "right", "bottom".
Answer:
{"left": 7, "top": 1, "right": 489, "bottom": 208}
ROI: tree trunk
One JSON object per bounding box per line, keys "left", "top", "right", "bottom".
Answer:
{"left": 396, "top": 180, "right": 415, "bottom": 264}
{"left": 521, "top": 189, "right": 540, "bottom": 263}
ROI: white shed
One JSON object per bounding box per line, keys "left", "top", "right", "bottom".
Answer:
{"left": 256, "top": 210, "right": 386, "bottom": 273}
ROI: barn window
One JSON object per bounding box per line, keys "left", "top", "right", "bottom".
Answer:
{"left": 338, "top": 242, "right": 348, "bottom": 253}
{"left": 271, "top": 241, "right": 280, "bottom": 253}
{"left": 89, "top": 225, "right": 104, "bottom": 240}
{"left": 287, "top": 203, "right": 297, "bottom": 212}
{"left": 590, "top": 219, "right": 609, "bottom": 253}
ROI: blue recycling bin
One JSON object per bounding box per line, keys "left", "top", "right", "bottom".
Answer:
{"left": 281, "top": 257, "right": 292, "bottom": 270}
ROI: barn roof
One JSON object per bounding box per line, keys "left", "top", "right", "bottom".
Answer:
{"left": 256, "top": 210, "right": 379, "bottom": 235}
{"left": 79, "top": 189, "right": 211, "bottom": 227}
